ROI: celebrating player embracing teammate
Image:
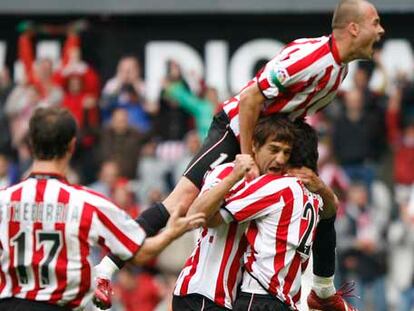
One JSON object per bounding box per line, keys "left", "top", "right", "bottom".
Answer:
{"left": 94, "top": 1, "right": 384, "bottom": 310}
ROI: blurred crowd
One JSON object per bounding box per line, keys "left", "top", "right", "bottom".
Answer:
{"left": 1, "top": 21, "right": 414, "bottom": 311}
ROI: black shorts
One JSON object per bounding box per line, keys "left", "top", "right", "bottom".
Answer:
{"left": 172, "top": 294, "right": 230, "bottom": 311}
{"left": 0, "top": 297, "right": 71, "bottom": 311}
{"left": 183, "top": 111, "right": 240, "bottom": 189}
{"left": 233, "top": 292, "right": 290, "bottom": 311}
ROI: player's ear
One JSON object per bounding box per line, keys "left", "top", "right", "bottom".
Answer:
{"left": 348, "top": 22, "right": 360, "bottom": 37}
{"left": 68, "top": 137, "right": 77, "bottom": 155}
{"left": 252, "top": 144, "right": 258, "bottom": 156}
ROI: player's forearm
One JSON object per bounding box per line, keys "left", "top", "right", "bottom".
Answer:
{"left": 315, "top": 185, "right": 338, "bottom": 219}
{"left": 129, "top": 229, "right": 175, "bottom": 266}
{"left": 188, "top": 173, "right": 241, "bottom": 219}
{"left": 239, "top": 87, "right": 262, "bottom": 155}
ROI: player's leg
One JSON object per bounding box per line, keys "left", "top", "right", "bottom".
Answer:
{"left": 172, "top": 294, "right": 204, "bottom": 311}
{"left": 0, "top": 297, "right": 70, "bottom": 311}
{"left": 308, "top": 215, "right": 359, "bottom": 311}
{"left": 172, "top": 294, "right": 230, "bottom": 311}
{"left": 163, "top": 111, "right": 240, "bottom": 214}
{"left": 312, "top": 216, "right": 337, "bottom": 297}
{"left": 163, "top": 176, "right": 201, "bottom": 216}
{"left": 233, "top": 292, "right": 290, "bottom": 311}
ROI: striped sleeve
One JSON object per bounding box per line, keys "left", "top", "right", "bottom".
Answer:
{"left": 94, "top": 200, "right": 146, "bottom": 261}
{"left": 256, "top": 59, "right": 291, "bottom": 99}
{"left": 199, "top": 163, "right": 235, "bottom": 195}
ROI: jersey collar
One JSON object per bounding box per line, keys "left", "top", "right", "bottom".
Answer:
{"left": 329, "top": 33, "right": 342, "bottom": 65}
{"left": 28, "top": 171, "right": 69, "bottom": 183}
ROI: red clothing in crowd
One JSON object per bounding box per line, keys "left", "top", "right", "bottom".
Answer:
{"left": 386, "top": 107, "right": 414, "bottom": 185}
{"left": 115, "top": 272, "right": 162, "bottom": 311}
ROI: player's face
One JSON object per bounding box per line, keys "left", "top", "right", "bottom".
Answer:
{"left": 355, "top": 3, "right": 384, "bottom": 59}
{"left": 254, "top": 139, "right": 292, "bottom": 175}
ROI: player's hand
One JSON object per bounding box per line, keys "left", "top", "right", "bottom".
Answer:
{"left": 231, "top": 154, "right": 256, "bottom": 181}
{"left": 244, "top": 162, "right": 260, "bottom": 181}
{"left": 288, "top": 167, "right": 324, "bottom": 193}
{"left": 165, "top": 211, "right": 206, "bottom": 239}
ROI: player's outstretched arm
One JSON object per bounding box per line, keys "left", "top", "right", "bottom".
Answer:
{"left": 129, "top": 211, "right": 205, "bottom": 265}
{"left": 187, "top": 154, "right": 255, "bottom": 221}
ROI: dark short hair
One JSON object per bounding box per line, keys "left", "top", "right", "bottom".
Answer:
{"left": 289, "top": 119, "right": 319, "bottom": 173}
{"left": 29, "top": 107, "right": 77, "bottom": 160}
{"left": 253, "top": 114, "right": 296, "bottom": 149}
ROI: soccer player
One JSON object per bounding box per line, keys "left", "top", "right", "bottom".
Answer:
{"left": 184, "top": 119, "right": 341, "bottom": 311}
{"left": 94, "top": 0, "right": 384, "bottom": 309}
{"left": 172, "top": 116, "right": 340, "bottom": 310}
{"left": 173, "top": 115, "right": 296, "bottom": 310}
{"left": 0, "top": 107, "right": 204, "bottom": 311}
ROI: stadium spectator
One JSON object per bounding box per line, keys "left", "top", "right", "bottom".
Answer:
{"left": 0, "top": 68, "right": 14, "bottom": 156}
{"left": 318, "top": 138, "right": 350, "bottom": 215}
{"left": 387, "top": 83, "right": 414, "bottom": 205}
{"left": 393, "top": 187, "right": 414, "bottom": 311}
{"left": 53, "top": 24, "right": 101, "bottom": 100}
{"left": 332, "top": 88, "right": 382, "bottom": 187}
{"left": 18, "top": 22, "right": 63, "bottom": 104}
{"left": 165, "top": 80, "right": 219, "bottom": 140}
{"left": 112, "top": 178, "right": 141, "bottom": 219}
{"left": 0, "top": 153, "right": 13, "bottom": 188}
{"left": 154, "top": 59, "right": 193, "bottom": 141}
{"left": 387, "top": 187, "right": 414, "bottom": 311}
{"left": 101, "top": 55, "right": 151, "bottom": 122}
{"left": 336, "top": 182, "right": 388, "bottom": 311}
{"left": 63, "top": 73, "right": 101, "bottom": 183}
{"left": 88, "top": 160, "right": 120, "bottom": 197}
{"left": 136, "top": 138, "right": 169, "bottom": 206}
{"left": 99, "top": 108, "right": 144, "bottom": 179}
{"left": 5, "top": 84, "right": 41, "bottom": 148}
{"left": 105, "top": 83, "right": 152, "bottom": 133}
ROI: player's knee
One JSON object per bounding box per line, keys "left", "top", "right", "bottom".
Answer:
{"left": 163, "top": 177, "right": 200, "bottom": 215}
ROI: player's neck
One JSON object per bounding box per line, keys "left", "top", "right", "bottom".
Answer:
{"left": 31, "top": 157, "right": 69, "bottom": 177}
{"left": 332, "top": 29, "right": 355, "bottom": 63}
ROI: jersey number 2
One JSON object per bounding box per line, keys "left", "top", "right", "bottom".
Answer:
{"left": 297, "top": 202, "right": 317, "bottom": 258}
{"left": 11, "top": 230, "right": 63, "bottom": 286}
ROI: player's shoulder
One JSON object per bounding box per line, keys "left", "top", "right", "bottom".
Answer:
{"left": 276, "top": 175, "right": 307, "bottom": 194}
{"left": 64, "top": 183, "right": 117, "bottom": 207}
{"left": 0, "top": 179, "right": 30, "bottom": 195}
{"left": 253, "top": 174, "right": 301, "bottom": 194}
{"left": 289, "top": 35, "right": 329, "bottom": 48}
{"left": 283, "top": 35, "right": 330, "bottom": 57}
{"left": 208, "top": 162, "right": 235, "bottom": 177}
{"left": 284, "top": 176, "right": 323, "bottom": 202}
{"left": 202, "top": 162, "right": 235, "bottom": 187}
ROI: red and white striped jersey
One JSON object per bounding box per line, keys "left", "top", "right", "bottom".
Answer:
{"left": 174, "top": 163, "right": 249, "bottom": 309}
{"left": 222, "top": 34, "right": 348, "bottom": 138}
{"left": 0, "top": 173, "right": 146, "bottom": 310}
{"left": 221, "top": 175, "right": 323, "bottom": 310}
